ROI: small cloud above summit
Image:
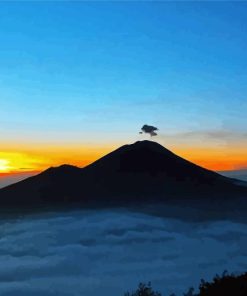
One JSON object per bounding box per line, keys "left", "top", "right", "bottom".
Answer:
{"left": 140, "top": 124, "right": 158, "bottom": 137}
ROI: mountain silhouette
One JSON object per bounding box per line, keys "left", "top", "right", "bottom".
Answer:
{"left": 0, "top": 140, "right": 246, "bottom": 206}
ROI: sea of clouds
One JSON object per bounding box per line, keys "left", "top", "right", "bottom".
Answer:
{"left": 0, "top": 208, "right": 246, "bottom": 296}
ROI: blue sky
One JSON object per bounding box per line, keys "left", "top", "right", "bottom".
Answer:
{"left": 0, "top": 1, "right": 247, "bottom": 170}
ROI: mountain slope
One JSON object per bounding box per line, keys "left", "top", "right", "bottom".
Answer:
{"left": 0, "top": 141, "right": 246, "bottom": 205}
{"left": 80, "top": 140, "right": 244, "bottom": 201}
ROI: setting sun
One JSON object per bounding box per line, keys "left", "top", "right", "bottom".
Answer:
{"left": 0, "top": 159, "right": 11, "bottom": 172}
{"left": 0, "top": 152, "right": 46, "bottom": 174}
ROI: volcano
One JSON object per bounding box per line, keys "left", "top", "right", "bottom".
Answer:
{"left": 0, "top": 140, "right": 246, "bottom": 206}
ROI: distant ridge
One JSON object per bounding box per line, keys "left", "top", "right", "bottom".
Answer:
{"left": 219, "top": 169, "right": 247, "bottom": 182}
{"left": 0, "top": 140, "right": 246, "bottom": 206}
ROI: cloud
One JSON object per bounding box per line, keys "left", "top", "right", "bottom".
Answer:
{"left": 158, "top": 129, "right": 247, "bottom": 146}
{"left": 140, "top": 125, "right": 158, "bottom": 137}
{"left": 179, "top": 130, "right": 247, "bottom": 140}
{"left": 0, "top": 209, "right": 247, "bottom": 296}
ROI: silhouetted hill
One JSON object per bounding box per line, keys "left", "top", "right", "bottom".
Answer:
{"left": 124, "top": 272, "right": 247, "bottom": 296}
{"left": 0, "top": 141, "right": 246, "bottom": 206}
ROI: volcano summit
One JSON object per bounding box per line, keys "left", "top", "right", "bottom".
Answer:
{"left": 0, "top": 140, "right": 246, "bottom": 206}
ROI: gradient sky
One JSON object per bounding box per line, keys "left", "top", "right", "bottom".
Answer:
{"left": 0, "top": 1, "right": 247, "bottom": 175}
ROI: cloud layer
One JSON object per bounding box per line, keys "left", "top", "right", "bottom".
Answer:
{"left": 0, "top": 209, "right": 246, "bottom": 296}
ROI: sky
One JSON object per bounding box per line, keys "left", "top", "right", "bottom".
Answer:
{"left": 0, "top": 1, "right": 247, "bottom": 176}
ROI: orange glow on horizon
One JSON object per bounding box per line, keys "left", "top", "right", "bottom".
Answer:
{"left": 0, "top": 143, "right": 116, "bottom": 175}
{"left": 172, "top": 145, "right": 247, "bottom": 171}
{"left": 0, "top": 142, "right": 246, "bottom": 177}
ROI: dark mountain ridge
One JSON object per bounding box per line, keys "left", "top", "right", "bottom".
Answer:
{"left": 0, "top": 140, "right": 246, "bottom": 206}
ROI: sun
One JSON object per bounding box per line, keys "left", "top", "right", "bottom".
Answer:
{"left": 0, "top": 159, "right": 11, "bottom": 172}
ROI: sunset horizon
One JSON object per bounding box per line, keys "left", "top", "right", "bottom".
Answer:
{"left": 1, "top": 2, "right": 247, "bottom": 174}
{"left": 0, "top": 137, "right": 246, "bottom": 178}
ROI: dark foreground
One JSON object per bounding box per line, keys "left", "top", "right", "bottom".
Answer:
{"left": 125, "top": 272, "right": 247, "bottom": 296}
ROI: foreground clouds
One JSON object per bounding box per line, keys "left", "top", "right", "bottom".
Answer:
{"left": 0, "top": 209, "right": 246, "bottom": 296}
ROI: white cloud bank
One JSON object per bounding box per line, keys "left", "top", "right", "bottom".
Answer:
{"left": 0, "top": 209, "right": 246, "bottom": 296}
